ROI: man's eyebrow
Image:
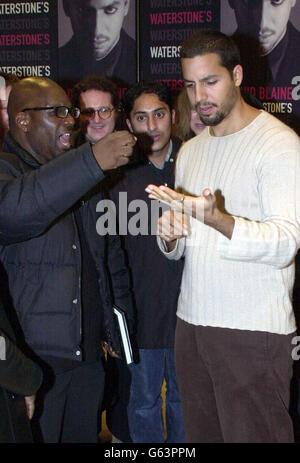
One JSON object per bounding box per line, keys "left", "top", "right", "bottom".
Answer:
{"left": 184, "top": 74, "right": 219, "bottom": 83}
{"left": 104, "top": 1, "right": 122, "bottom": 7}
{"left": 133, "top": 107, "right": 167, "bottom": 115}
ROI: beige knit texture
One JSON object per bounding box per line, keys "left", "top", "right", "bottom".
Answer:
{"left": 159, "top": 111, "right": 300, "bottom": 334}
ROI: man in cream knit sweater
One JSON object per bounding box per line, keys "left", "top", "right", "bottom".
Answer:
{"left": 146, "top": 30, "right": 300, "bottom": 443}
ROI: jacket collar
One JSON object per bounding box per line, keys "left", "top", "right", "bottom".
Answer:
{"left": 2, "top": 131, "right": 42, "bottom": 169}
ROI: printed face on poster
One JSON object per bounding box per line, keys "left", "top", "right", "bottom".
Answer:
{"left": 58, "top": 0, "right": 137, "bottom": 85}
{"left": 221, "top": 0, "right": 300, "bottom": 40}
{"left": 221, "top": 0, "right": 300, "bottom": 133}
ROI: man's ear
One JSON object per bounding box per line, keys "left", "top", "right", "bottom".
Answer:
{"left": 15, "top": 112, "right": 30, "bottom": 132}
{"left": 232, "top": 64, "right": 243, "bottom": 87}
{"left": 126, "top": 118, "right": 133, "bottom": 133}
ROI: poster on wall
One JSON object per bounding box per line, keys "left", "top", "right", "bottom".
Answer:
{"left": 0, "top": 0, "right": 58, "bottom": 79}
{"left": 138, "top": 0, "right": 220, "bottom": 91}
{"left": 221, "top": 0, "right": 300, "bottom": 134}
{"left": 57, "top": 0, "right": 137, "bottom": 87}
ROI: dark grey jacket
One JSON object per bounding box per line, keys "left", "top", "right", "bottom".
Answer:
{"left": 0, "top": 299, "right": 42, "bottom": 442}
{"left": 0, "top": 133, "right": 133, "bottom": 361}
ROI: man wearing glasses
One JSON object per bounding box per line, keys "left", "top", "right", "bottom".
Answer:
{"left": 71, "top": 75, "right": 121, "bottom": 148}
{"left": 107, "top": 81, "right": 185, "bottom": 443}
{"left": 0, "top": 76, "right": 135, "bottom": 442}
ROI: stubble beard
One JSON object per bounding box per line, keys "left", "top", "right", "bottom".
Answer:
{"left": 197, "top": 85, "right": 239, "bottom": 127}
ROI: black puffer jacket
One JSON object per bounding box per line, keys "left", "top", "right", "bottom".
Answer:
{"left": 0, "top": 133, "right": 133, "bottom": 360}
{"left": 0, "top": 299, "right": 42, "bottom": 442}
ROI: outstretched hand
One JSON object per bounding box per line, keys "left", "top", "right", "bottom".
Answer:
{"left": 145, "top": 184, "right": 234, "bottom": 239}
{"left": 145, "top": 184, "right": 216, "bottom": 222}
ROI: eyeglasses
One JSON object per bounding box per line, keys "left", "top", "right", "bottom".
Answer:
{"left": 21, "top": 106, "right": 81, "bottom": 119}
{"left": 80, "top": 107, "right": 115, "bottom": 120}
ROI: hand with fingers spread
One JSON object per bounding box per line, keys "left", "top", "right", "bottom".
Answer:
{"left": 146, "top": 184, "right": 213, "bottom": 221}
{"left": 146, "top": 184, "right": 234, "bottom": 239}
{"left": 92, "top": 130, "right": 137, "bottom": 171}
{"left": 146, "top": 184, "right": 189, "bottom": 212}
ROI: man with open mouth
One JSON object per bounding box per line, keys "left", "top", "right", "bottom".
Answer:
{"left": 0, "top": 76, "right": 136, "bottom": 442}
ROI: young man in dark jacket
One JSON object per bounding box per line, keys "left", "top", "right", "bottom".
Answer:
{"left": 0, "top": 77, "right": 135, "bottom": 442}
{"left": 107, "top": 81, "right": 185, "bottom": 443}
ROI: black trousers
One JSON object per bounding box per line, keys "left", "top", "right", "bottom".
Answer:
{"left": 33, "top": 361, "right": 105, "bottom": 443}
{"left": 175, "top": 318, "right": 295, "bottom": 443}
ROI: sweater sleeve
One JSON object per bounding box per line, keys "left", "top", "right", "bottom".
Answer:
{"left": 157, "top": 235, "right": 186, "bottom": 260}
{"left": 107, "top": 231, "right": 135, "bottom": 326}
{"left": 0, "top": 142, "right": 104, "bottom": 245}
{"left": 218, "top": 145, "right": 300, "bottom": 269}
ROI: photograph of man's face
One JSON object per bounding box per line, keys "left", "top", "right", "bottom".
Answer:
{"left": 228, "top": 0, "right": 297, "bottom": 54}
{"left": 62, "top": 0, "right": 130, "bottom": 60}
{"left": 58, "top": 0, "right": 136, "bottom": 83}
{"left": 258, "top": 0, "right": 296, "bottom": 54}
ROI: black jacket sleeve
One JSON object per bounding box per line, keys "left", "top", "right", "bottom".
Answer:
{"left": 91, "top": 188, "right": 135, "bottom": 333}
{"left": 103, "top": 183, "right": 135, "bottom": 328}
{"left": 0, "top": 330, "right": 43, "bottom": 396}
{"left": 0, "top": 143, "right": 104, "bottom": 245}
{"left": 0, "top": 302, "right": 42, "bottom": 396}
{"left": 107, "top": 232, "right": 135, "bottom": 331}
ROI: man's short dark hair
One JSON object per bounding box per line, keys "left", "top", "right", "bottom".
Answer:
{"left": 122, "top": 80, "right": 173, "bottom": 118}
{"left": 180, "top": 30, "right": 241, "bottom": 73}
{"left": 71, "top": 75, "right": 120, "bottom": 109}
